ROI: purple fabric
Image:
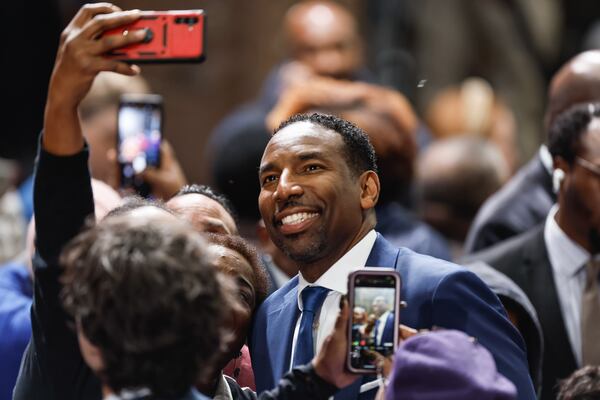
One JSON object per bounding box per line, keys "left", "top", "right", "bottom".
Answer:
{"left": 385, "top": 330, "right": 517, "bottom": 400}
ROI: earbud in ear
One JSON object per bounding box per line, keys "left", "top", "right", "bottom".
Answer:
{"left": 553, "top": 168, "right": 565, "bottom": 193}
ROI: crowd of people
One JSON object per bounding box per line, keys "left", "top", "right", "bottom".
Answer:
{"left": 1, "top": 1, "right": 600, "bottom": 400}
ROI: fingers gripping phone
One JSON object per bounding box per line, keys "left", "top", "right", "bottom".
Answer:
{"left": 347, "top": 268, "right": 401, "bottom": 374}
{"left": 104, "top": 10, "right": 206, "bottom": 63}
{"left": 117, "top": 94, "right": 163, "bottom": 197}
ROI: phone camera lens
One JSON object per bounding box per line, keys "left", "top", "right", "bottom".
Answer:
{"left": 175, "top": 17, "right": 183, "bottom": 24}
{"left": 143, "top": 28, "right": 153, "bottom": 43}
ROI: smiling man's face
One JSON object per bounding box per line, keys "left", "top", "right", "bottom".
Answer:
{"left": 258, "top": 121, "right": 365, "bottom": 266}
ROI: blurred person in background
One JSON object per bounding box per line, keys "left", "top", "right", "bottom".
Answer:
{"left": 412, "top": 0, "right": 558, "bottom": 162}
{"left": 424, "top": 77, "right": 520, "bottom": 173}
{"left": 79, "top": 71, "right": 188, "bottom": 200}
{"left": 466, "top": 102, "right": 600, "bottom": 399}
{"left": 465, "top": 50, "right": 600, "bottom": 254}
{"left": 415, "top": 136, "right": 509, "bottom": 259}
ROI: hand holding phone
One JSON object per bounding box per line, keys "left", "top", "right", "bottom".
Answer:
{"left": 347, "top": 268, "right": 401, "bottom": 374}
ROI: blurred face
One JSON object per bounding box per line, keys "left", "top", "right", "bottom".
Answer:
{"left": 166, "top": 194, "right": 238, "bottom": 235}
{"left": 353, "top": 307, "right": 366, "bottom": 324}
{"left": 371, "top": 296, "right": 388, "bottom": 317}
{"left": 287, "top": 4, "right": 361, "bottom": 79}
{"left": 258, "top": 121, "right": 364, "bottom": 267}
{"left": 560, "top": 119, "right": 600, "bottom": 253}
{"left": 209, "top": 245, "right": 256, "bottom": 363}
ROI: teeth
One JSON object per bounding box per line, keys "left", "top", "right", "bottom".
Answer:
{"left": 281, "top": 212, "right": 318, "bottom": 226}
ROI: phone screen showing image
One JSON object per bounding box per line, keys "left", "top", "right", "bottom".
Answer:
{"left": 350, "top": 273, "right": 398, "bottom": 372}
{"left": 117, "top": 94, "right": 162, "bottom": 192}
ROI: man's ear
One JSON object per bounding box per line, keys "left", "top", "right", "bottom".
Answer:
{"left": 359, "top": 171, "right": 380, "bottom": 211}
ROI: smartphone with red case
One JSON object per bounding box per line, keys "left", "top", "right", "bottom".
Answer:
{"left": 104, "top": 10, "right": 205, "bottom": 63}
{"left": 347, "top": 268, "right": 401, "bottom": 374}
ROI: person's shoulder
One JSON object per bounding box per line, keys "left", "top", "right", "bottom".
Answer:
{"left": 464, "top": 225, "right": 544, "bottom": 271}
{"left": 467, "top": 156, "right": 552, "bottom": 241}
{"left": 255, "top": 275, "right": 299, "bottom": 314}
{"left": 397, "top": 247, "right": 462, "bottom": 276}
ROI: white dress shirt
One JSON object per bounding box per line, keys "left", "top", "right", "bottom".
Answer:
{"left": 375, "top": 311, "right": 391, "bottom": 346}
{"left": 544, "top": 205, "right": 590, "bottom": 366}
{"left": 289, "top": 230, "right": 377, "bottom": 367}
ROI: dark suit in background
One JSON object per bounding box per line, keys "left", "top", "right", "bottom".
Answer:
{"left": 467, "top": 226, "right": 577, "bottom": 400}
{"left": 464, "top": 152, "right": 555, "bottom": 254}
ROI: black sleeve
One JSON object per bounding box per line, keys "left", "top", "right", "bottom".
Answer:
{"left": 13, "top": 136, "right": 101, "bottom": 400}
{"left": 255, "top": 364, "right": 338, "bottom": 400}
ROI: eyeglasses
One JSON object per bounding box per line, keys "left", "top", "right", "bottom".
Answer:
{"left": 576, "top": 157, "right": 600, "bottom": 178}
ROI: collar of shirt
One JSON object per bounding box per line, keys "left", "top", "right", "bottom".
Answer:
{"left": 212, "top": 373, "right": 233, "bottom": 400}
{"left": 297, "top": 230, "right": 377, "bottom": 310}
{"left": 545, "top": 205, "right": 590, "bottom": 278}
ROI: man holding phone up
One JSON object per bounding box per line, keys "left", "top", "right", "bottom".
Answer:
{"left": 251, "top": 113, "right": 536, "bottom": 400}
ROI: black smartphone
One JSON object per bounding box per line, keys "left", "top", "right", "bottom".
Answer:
{"left": 117, "top": 93, "right": 163, "bottom": 196}
{"left": 347, "top": 268, "right": 401, "bottom": 374}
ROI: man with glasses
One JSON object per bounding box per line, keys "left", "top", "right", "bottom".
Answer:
{"left": 468, "top": 102, "right": 600, "bottom": 400}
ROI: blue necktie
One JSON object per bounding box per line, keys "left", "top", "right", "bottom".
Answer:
{"left": 292, "top": 286, "right": 330, "bottom": 367}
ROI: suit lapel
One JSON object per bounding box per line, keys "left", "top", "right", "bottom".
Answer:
{"left": 366, "top": 233, "right": 400, "bottom": 268}
{"left": 520, "top": 228, "right": 577, "bottom": 396}
{"left": 267, "top": 284, "right": 300, "bottom": 382}
{"left": 523, "top": 230, "right": 575, "bottom": 360}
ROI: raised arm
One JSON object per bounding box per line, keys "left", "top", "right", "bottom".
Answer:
{"left": 14, "top": 5, "right": 145, "bottom": 400}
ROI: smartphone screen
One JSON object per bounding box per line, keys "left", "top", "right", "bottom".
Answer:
{"left": 348, "top": 269, "right": 400, "bottom": 373}
{"left": 117, "top": 94, "right": 163, "bottom": 193}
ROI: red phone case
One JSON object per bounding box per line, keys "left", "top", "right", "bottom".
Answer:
{"left": 104, "top": 10, "right": 205, "bottom": 63}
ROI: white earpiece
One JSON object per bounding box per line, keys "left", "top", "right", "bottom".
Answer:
{"left": 553, "top": 169, "right": 565, "bottom": 193}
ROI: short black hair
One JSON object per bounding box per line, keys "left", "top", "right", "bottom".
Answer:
{"left": 204, "top": 233, "right": 269, "bottom": 306}
{"left": 275, "top": 113, "right": 378, "bottom": 176}
{"left": 558, "top": 365, "right": 600, "bottom": 399}
{"left": 174, "top": 184, "right": 237, "bottom": 222}
{"left": 104, "top": 195, "right": 173, "bottom": 219}
{"left": 61, "top": 217, "right": 231, "bottom": 399}
{"left": 548, "top": 102, "right": 600, "bottom": 164}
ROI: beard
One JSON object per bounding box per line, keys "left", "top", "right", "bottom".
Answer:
{"left": 273, "top": 223, "right": 328, "bottom": 265}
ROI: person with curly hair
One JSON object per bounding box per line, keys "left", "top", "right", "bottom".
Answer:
{"left": 61, "top": 216, "right": 233, "bottom": 400}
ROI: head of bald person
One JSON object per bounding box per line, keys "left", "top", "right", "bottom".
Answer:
{"left": 546, "top": 50, "right": 600, "bottom": 130}
{"left": 284, "top": 1, "right": 362, "bottom": 79}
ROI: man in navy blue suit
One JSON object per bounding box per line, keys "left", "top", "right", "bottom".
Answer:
{"left": 370, "top": 296, "right": 394, "bottom": 347}
{"left": 250, "top": 113, "right": 535, "bottom": 400}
